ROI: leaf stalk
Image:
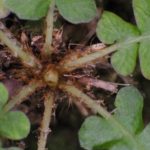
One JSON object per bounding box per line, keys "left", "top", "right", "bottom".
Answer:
{"left": 3, "top": 81, "right": 43, "bottom": 112}
{"left": 43, "top": 0, "right": 55, "bottom": 56}
{"left": 0, "top": 22, "right": 41, "bottom": 68}
{"left": 60, "top": 34, "right": 150, "bottom": 72}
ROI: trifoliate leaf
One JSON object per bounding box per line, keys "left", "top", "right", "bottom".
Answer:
{"left": 96, "top": 0, "right": 150, "bottom": 79}
{"left": 0, "top": 0, "right": 10, "bottom": 18}
{"left": 96, "top": 11, "right": 139, "bottom": 76}
{"left": 79, "top": 86, "right": 144, "bottom": 150}
{"left": 4, "top": 0, "right": 51, "bottom": 20}
{"left": 0, "top": 83, "right": 8, "bottom": 109}
{"left": 56, "top": 0, "right": 97, "bottom": 24}
{"left": 0, "top": 111, "right": 30, "bottom": 140}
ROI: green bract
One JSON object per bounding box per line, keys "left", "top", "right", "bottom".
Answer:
{"left": 56, "top": 0, "right": 97, "bottom": 24}
{"left": 0, "top": 82, "right": 30, "bottom": 140}
{"left": 79, "top": 86, "right": 150, "bottom": 150}
{"left": 96, "top": 0, "right": 150, "bottom": 79}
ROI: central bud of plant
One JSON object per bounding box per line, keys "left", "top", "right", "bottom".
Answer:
{"left": 43, "top": 65, "right": 59, "bottom": 87}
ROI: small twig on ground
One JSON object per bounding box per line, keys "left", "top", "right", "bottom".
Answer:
{"left": 37, "top": 92, "right": 54, "bottom": 150}
{"left": 78, "top": 77, "right": 118, "bottom": 93}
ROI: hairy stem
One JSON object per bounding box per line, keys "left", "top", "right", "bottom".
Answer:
{"left": 43, "top": 0, "right": 55, "bottom": 56}
{"left": 60, "top": 84, "right": 111, "bottom": 118}
{"left": 60, "top": 34, "right": 150, "bottom": 72}
{"left": 38, "top": 92, "right": 54, "bottom": 150}
{"left": 60, "top": 84, "right": 143, "bottom": 150}
{"left": 3, "top": 81, "right": 43, "bottom": 112}
{"left": 0, "top": 22, "right": 41, "bottom": 68}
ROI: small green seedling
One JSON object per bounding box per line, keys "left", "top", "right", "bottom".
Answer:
{"left": 79, "top": 86, "right": 150, "bottom": 150}
{"left": 0, "top": 83, "right": 30, "bottom": 140}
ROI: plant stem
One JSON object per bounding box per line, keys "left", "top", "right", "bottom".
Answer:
{"left": 43, "top": 0, "right": 55, "bottom": 56}
{"left": 0, "top": 22, "right": 41, "bottom": 68}
{"left": 60, "top": 43, "right": 119, "bottom": 72}
{"left": 60, "top": 84, "right": 112, "bottom": 118}
{"left": 37, "top": 92, "right": 54, "bottom": 150}
{"left": 60, "top": 34, "right": 150, "bottom": 72}
{"left": 3, "top": 81, "right": 43, "bottom": 112}
{"left": 60, "top": 84, "right": 143, "bottom": 150}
